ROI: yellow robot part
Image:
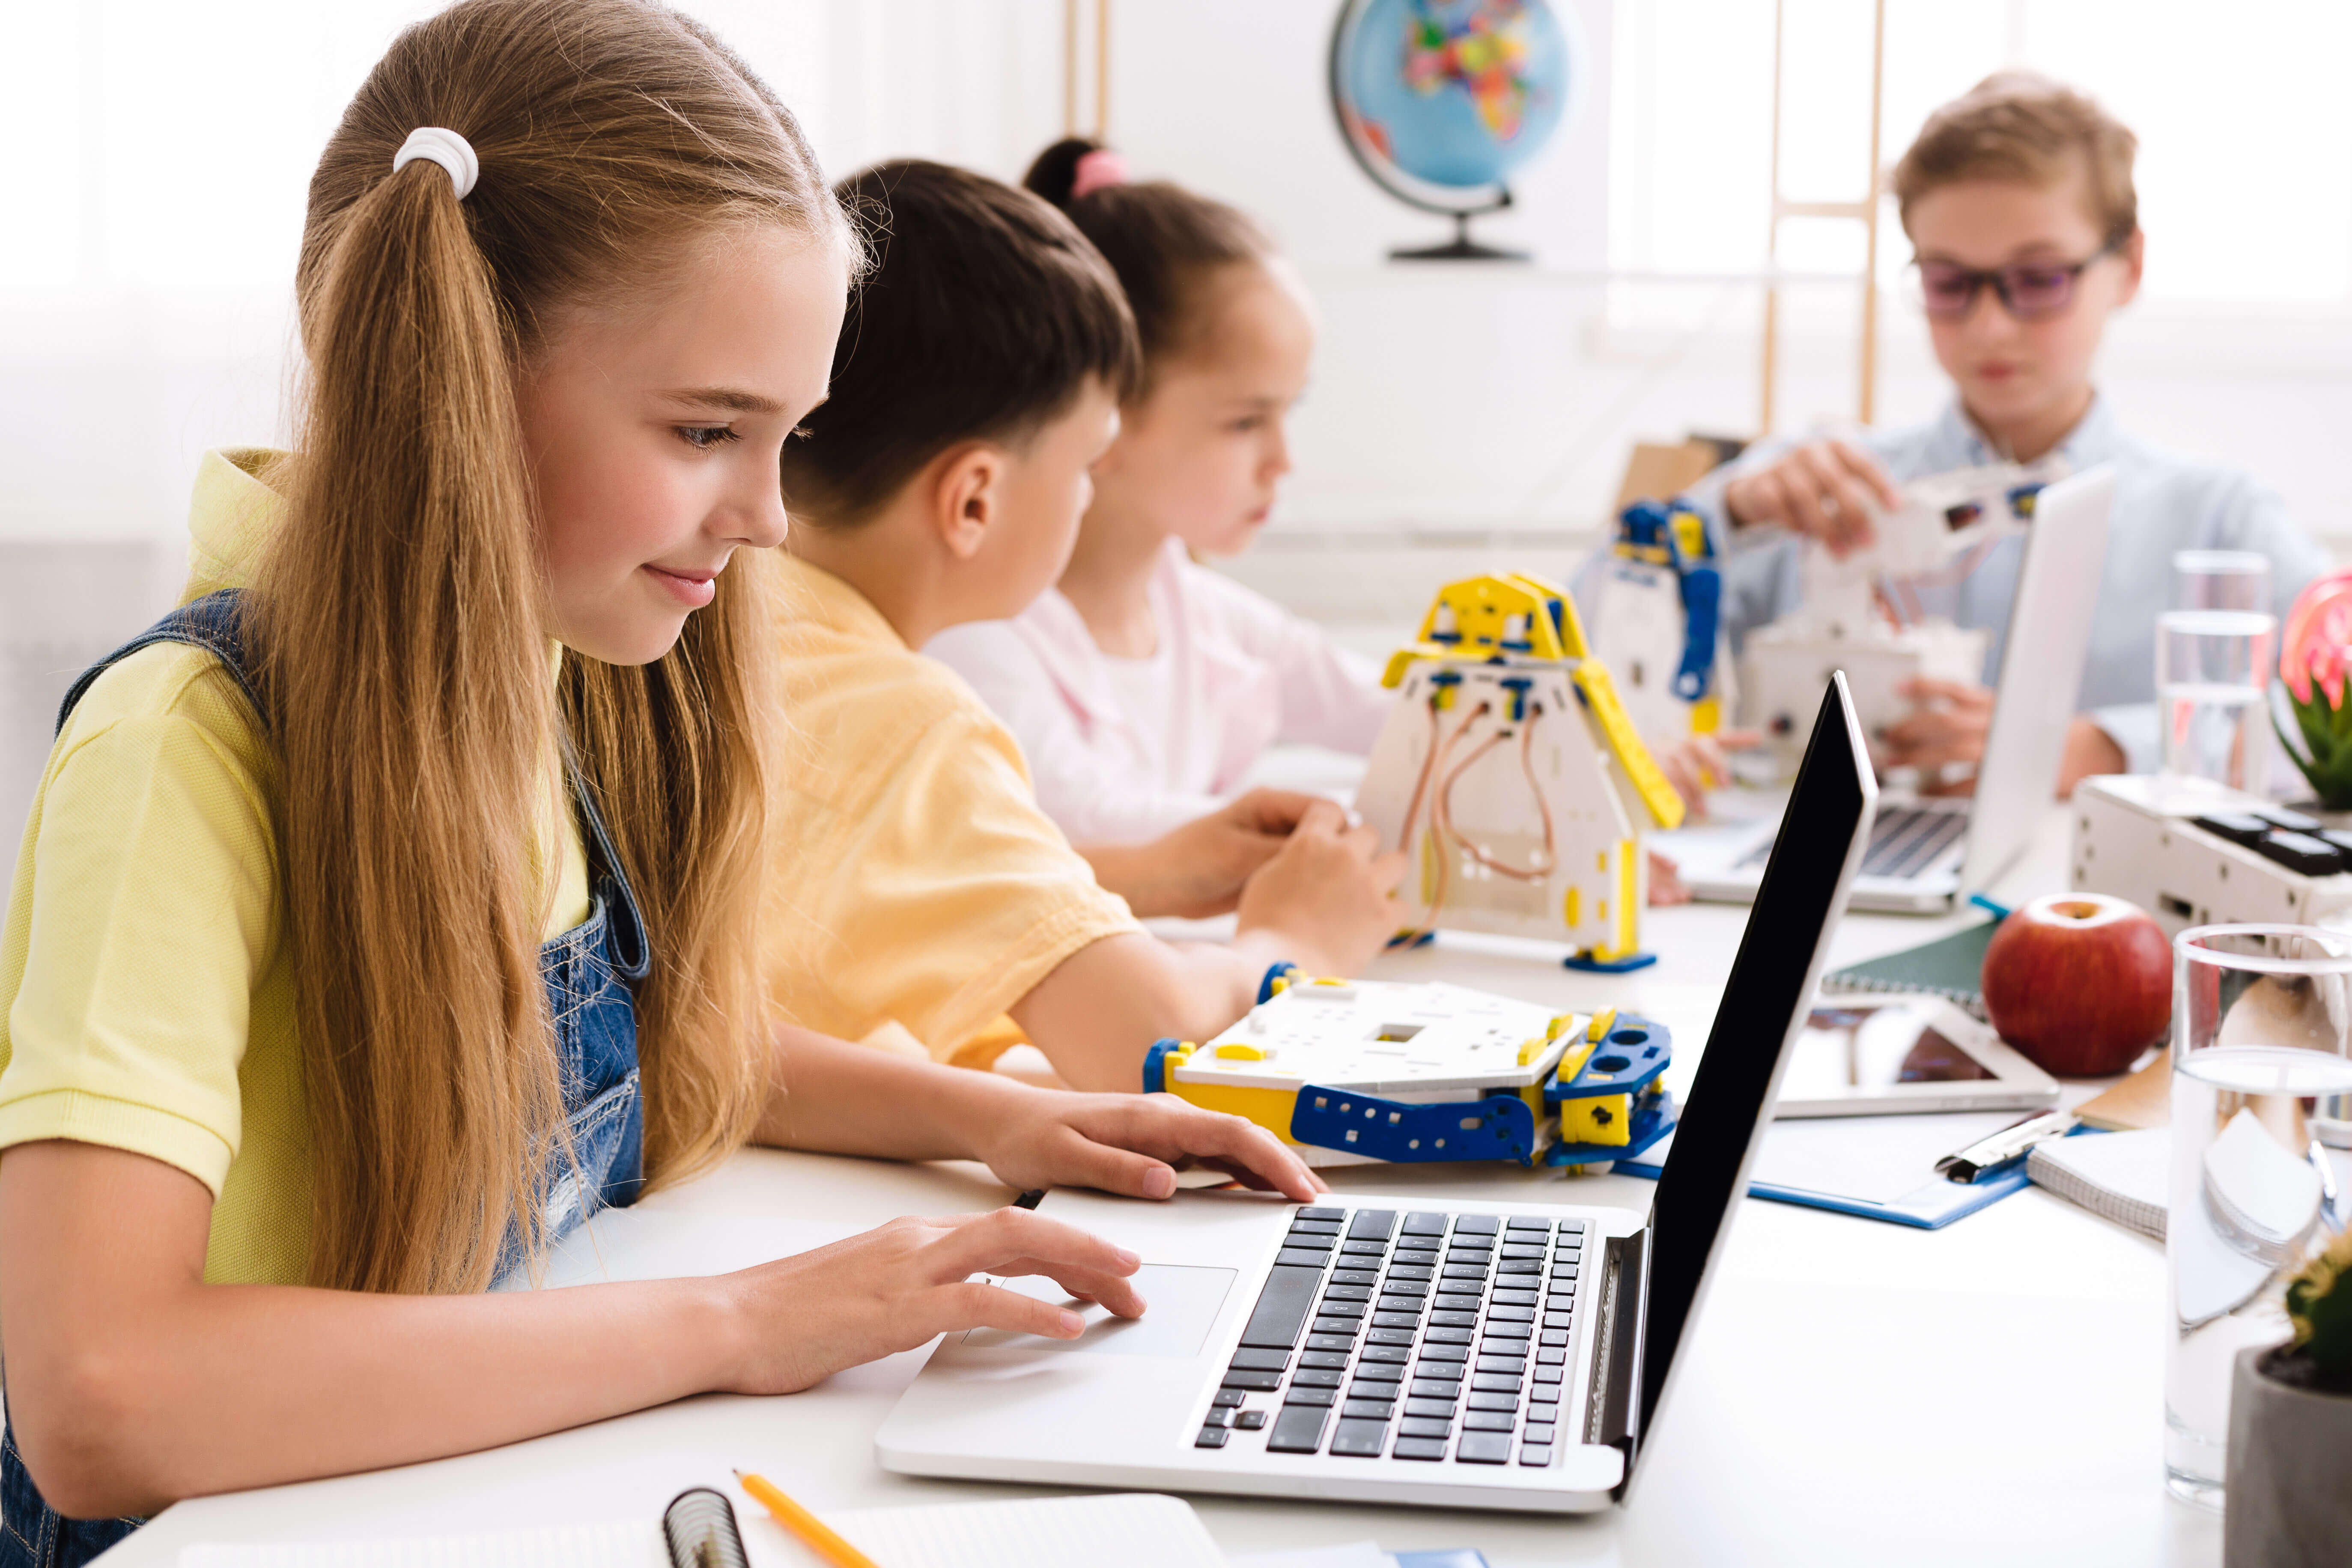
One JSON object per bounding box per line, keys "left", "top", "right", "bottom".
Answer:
{"left": 1561, "top": 1092, "right": 1635, "bottom": 1147}
{"left": 1570, "top": 660, "right": 1687, "bottom": 830}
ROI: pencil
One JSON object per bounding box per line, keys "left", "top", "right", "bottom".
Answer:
{"left": 733, "top": 1469, "right": 882, "bottom": 1568}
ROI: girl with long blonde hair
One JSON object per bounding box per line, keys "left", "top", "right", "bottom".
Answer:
{"left": 0, "top": 2, "right": 1313, "bottom": 1553}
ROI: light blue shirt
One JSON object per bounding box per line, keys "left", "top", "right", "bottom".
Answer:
{"left": 1666, "top": 396, "right": 2331, "bottom": 774}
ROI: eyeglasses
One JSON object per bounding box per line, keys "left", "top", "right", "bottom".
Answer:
{"left": 1909, "top": 241, "right": 2120, "bottom": 322}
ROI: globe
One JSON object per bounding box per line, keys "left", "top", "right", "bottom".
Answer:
{"left": 1328, "top": 0, "right": 1580, "bottom": 259}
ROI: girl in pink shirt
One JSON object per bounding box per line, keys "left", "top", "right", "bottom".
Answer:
{"left": 928, "top": 140, "right": 1389, "bottom": 848}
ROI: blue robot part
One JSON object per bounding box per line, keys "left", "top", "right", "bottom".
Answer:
{"left": 1289, "top": 1085, "right": 1538, "bottom": 1166}
{"left": 1544, "top": 1017, "right": 1672, "bottom": 1104}
{"left": 1544, "top": 1090, "right": 1677, "bottom": 1168}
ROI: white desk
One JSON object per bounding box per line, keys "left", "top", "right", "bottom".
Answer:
{"left": 98, "top": 807, "right": 2222, "bottom": 1566}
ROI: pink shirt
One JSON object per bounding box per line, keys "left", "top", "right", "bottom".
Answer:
{"left": 926, "top": 540, "right": 1391, "bottom": 845}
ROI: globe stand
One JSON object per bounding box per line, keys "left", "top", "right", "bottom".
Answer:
{"left": 1391, "top": 208, "right": 1528, "bottom": 263}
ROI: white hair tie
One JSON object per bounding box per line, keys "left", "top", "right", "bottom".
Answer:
{"left": 392, "top": 127, "right": 479, "bottom": 201}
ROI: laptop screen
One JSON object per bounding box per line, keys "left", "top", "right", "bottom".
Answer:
{"left": 1634, "top": 675, "right": 1876, "bottom": 1467}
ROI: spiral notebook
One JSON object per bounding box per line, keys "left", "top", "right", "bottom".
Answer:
{"left": 181, "top": 1491, "right": 1225, "bottom": 1568}
{"left": 1820, "top": 919, "right": 1998, "bottom": 1019}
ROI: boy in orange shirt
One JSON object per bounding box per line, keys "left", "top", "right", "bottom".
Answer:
{"left": 766, "top": 161, "right": 1403, "bottom": 1092}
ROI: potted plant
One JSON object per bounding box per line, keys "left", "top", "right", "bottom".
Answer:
{"left": 2224, "top": 1225, "right": 2352, "bottom": 1564}
{"left": 2276, "top": 569, "right": 2352, "bottom": 817}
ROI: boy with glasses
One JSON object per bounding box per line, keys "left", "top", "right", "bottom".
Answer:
{"left": 1687, "top": 72, "right": 2325, "bottom": 792}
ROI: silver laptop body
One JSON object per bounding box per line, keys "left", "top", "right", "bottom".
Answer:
{"left": 1681, "top": 464, "right": 2116, "bottom": 913}
{"left": 875, "top": 676, "right": 1878, "bottom": 1513}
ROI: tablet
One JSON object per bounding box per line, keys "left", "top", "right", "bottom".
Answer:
{"left": 1773, "top": 996, "right": 2060, "bottom": 1118}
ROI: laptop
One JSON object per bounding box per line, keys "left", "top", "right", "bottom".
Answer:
{"left": 874, "top": 673, "right": 1878, "bottom": 1512}
{"left": 1677, "top": 463, "right": 2115, "bottom": 913}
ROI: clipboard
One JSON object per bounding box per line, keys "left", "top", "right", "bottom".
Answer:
{"left": 1615, "top": 1112, "right": 2051, "bottom": 1230}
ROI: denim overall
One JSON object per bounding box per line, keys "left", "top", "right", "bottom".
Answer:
{"left": 0, "top": 590, "right": 650, "bottom": 1565}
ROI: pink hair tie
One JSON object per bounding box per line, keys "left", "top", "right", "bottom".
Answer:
{"left": 1069, "top": 148, "right": 1130, "bottom": 200}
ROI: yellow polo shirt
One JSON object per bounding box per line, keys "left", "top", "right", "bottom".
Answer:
{"left": 0, "top": 449, "right": 588, "bottom": 1285}
{"left": 765, "top": 555, "right": 1141, "bottom": 1068}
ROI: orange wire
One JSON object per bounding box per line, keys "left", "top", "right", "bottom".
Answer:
{"left": 1433, "top": 702, "right": 1553, "bottom": 882}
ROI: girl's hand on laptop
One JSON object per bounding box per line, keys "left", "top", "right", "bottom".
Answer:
{"left": 718, "top": 1206, "right": 1149, "bottom": 1394}
{"left": 972, "top": 1090, "right": 1326, "bottom": 1204}
{"left": 1722, "top": 439, "right": 1902, "bottom": 558}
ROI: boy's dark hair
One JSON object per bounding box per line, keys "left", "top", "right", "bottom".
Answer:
{"left": 1025, "top": 138, "right": 1273, "bottom": 396}
{"left": 781, "top": 160, "right": 1139, "bottom": 527}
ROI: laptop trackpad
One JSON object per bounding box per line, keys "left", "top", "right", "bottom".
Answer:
{"left": 960, "top": 1263, "right": 1235, "bottom": 1357}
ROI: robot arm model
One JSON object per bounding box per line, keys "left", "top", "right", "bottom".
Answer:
{"left": 1583, "top": 499, "right": 1735, "bottom": 746}
{"left": 1353, "top": 573, "right": 1683, "bottom": 972}
{"left": 1738, "top": 456, "right": 2066, "bottom": 762}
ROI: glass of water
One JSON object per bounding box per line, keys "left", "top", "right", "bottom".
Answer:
{"left": 2165, "top": 925, "right": 2352, "bottom": 1508}
{"left": 2156, "top": 609, "right": 2277, "bottom": 794}
{"left": 2173, "top": 549, "right": 2272, "bottom": 614}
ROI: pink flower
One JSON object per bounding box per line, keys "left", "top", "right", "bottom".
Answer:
{"left": 2282, "top": 569, "right": 2352, "bottom": 708}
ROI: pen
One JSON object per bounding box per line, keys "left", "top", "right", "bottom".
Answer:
{"left": 733, "top": 1469, "right": 882, "bottom": 1568}
{"left": 1935, "top": 1109, "right": 2075, "bottom": 1184}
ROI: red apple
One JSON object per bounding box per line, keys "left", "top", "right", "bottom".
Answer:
{"left": 1979, "top": 893, "right": 2172, "bottom": 1077}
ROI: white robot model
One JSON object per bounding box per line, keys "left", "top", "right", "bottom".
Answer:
{"left": 1739, "top": 459, "right": 2065, "bottom": 767}
{"left": 1354, "top": 573, "right": 1684, "bottom": 971}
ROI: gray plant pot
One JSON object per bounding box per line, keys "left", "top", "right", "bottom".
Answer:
{"left": 2224, "top": 1344, "right": 2352, "bottom": 1565}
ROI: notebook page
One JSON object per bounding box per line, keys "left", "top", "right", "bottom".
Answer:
{"left": 803, "top": 1492, "right": 1222, "bottom": 1568}
{"left": 181, "top": 1521, "right": 663, "bottom": 1567}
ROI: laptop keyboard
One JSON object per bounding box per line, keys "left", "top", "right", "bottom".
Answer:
{"left": 1735, "top": 802, "right": 1966, "bottom": 879}
{"left": 1194, "top": 1206, "right": 1582, "bottom": 1467}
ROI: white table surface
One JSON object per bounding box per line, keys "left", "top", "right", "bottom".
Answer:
{"left": 97, "top": 804, "right": 2224, "bottom": 1566}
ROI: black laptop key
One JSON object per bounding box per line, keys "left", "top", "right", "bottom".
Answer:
{"left": 1235, "top": 1410, "right": 1268, "bottom": 1430}
{"left": 1519, "top": 1444, "right": 1553, "bottom": 1467}
{"left": 1392, "top": 1435, "right": 1447, "bottom": 1461}
{"left": 1476, "top": 1355, "right": 1525, "bottom": 1375}
{"left": 1292, "top": 1367, "right": 1344, "bottom": 1389}
{"left": 1316, "top": 1299, "right": 1366, "bottom": 1318}
{"left": 1456, "top": 1431, "right": 1511, "bottom": 1464}
{"left": 1402, "top": 1211, "right": 1449, "bottom": 1236}
{"left": 1267, "top": 1404, "right": 1330, "bottom": 1453}
{"left": 1537, "top": 1346, "right": 1567, "bottom": 1365}
{"left": 1341, "top": 1399, "right": 1395, "bottom": 1422}
{"left": 1533, "top": 1364, "right": 1565, "bottom": 1385}
{"left": 1446, "top": 1243, "right": 1494, "bottom": 1261}
{"left": 1467, "top": 1391, "right": 1518, "bottom": 1413}
{"left": 1453, "top": 1215, "right": 1500, "bottom": 1234}
{"left": 1300, "top": 1349, "right": 1350, "bottom": 1371}
{"left": 1434, "top": 1294, "right": 1482, "bottom": 1313}
{"left": 1229, "top": 1348, "right": 1289, "bottom": 1372}
{"left": 1290, "top": 1216, "right": 1341, "bottom": 1231}
{"left": 1284, "top": 1385, "right": 1337, "bottom": 1407}
{"left": 1306, "top": 1333, "right": 1357, "bottom": 1352}
{"left": 1375, "top": 1293, "right": 1426, "bottom": 1313}
{"left": 1488, "top": 1305, "right": 1534, "bottom": 1323}
{"left": 1380, "top": 1277, "right": 1430, "bottom": 1296}
{"left": 1524, "top": 1421, "right": 1556, "bottom": 1445}
{"left": 1322, "top": 1283, "right": 1371, "bottom": 1302}
{"left": 1441, "top": 1264, "right": 1488, "bottom": 1281}
{"left": 2258, "top": 830, "right": 2345, "bottom": 875}
{"left": 1329, "top": 1418, "right": 1389, "bottom": 1457}
{"left": 1399, "top": 1415, "right": 1452, "bottom": 1437}
{"left": 1347, "top": 1209, "right": 1398, "bottom": 1240}
{"left": 1365, "top": 1327, "right": 1417, "bottom": 1347}
{"left": 1506, "top": 1216, "right": 1551, "bottom": 1233}
{"left": 1361, "top": 1343, "right": 1412, "bottom": 1364}
{"left": 1349, "top": 1379, "right": 1402, "bottom": 1401}
{"left": 1273, "top": 1249, "right": 1330, "bottom": 1270}
{"left": 1392, "top": 1249, "right": 1440, "bottom": 1268}
{"left": 1418, "top": 1342, "right": 1469, "bottom": 1362}
{"left": 1221, "top": 1369, "right": 1281, "bottom": 1391}
{"left": 1425, "top": 1325, "right": 1473, "bottom": 1345}
{"left": 1339, "top": 1239, "right": 1387, "bottom": 1258}
{"left": 1309, "top": 1318, "right": 1359, "bottom": 1339}
{"left": 1409, "top": 1377, "right": 1462, "bottom": 1399}
{"left": 1496, "top": 1259, "right": 1542, "bottom": 1275}
{"left": 1549, "top": 1262, "right": 1579, "bottom": 1280}
{"left": 1195, "top": 1425, "right": 1230, "bottom": 1448}
{"left": 1386, "top": 1263, "right": 1435, "bottom": 1281}
{"left": 1403, "top": 1397, "right": 1458, "bottom": 1420}
{"left": 1491, "top": 1290, "right": 1538, "bottom": 1308}
{"left": 1213, "top": 1388, "right": 1246, "bottom": 1407}
{"left": 1431, "top": 1311, "right": 1479, "bottom": 1329}
{"left": 1201, "top": 1407, "right": 1232, "bottom": 1428}
{"left": 1298, "top": 1206, "right": 1344, "bottom": 1220}
{"left": 1540, "top": 1330, "right": 1569, "bottom": 1347}
{"left": 1280, "top": 1231, "right": 1336, "bottom": 1250}
{"left": 1558, "top": 1220, "right": 1585, "bottom": 1237}
{"left": 1473, "top": 1373, "right": 1523, "bottom": 1394}
{"left": 1463, "top": 1410, "right": 1515, "bottom": 1431}
{"left": 1500, "top": 1244, "right": 1547, "bottom": 1261}
{"left": 1331, "top": 1267, "right": 1381, "bottom": 1287}
{"left": 1371, "top": 1312, "right": 1422, "bottom": 1330}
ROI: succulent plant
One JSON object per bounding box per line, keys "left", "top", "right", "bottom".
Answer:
{"left": 2285, "top": 1225, "right": 2352, "bottom": 1383}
